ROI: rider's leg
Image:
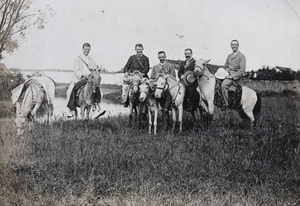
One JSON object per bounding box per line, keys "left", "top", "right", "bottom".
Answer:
{"left": 66, "top": 82, "right": 75, "bottom": 116}
{"left": 121, "top": 83, "right": 129, "bottom": 106}
{"left": 221, "top": 78, "right": 233, "bottom": 107}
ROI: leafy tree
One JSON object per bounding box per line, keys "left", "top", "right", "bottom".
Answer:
{"left": 0, "top": 69, "right": 24, "bottom": 100}
{"left": 0, "top": 0, "right": 54, "bottom": 60}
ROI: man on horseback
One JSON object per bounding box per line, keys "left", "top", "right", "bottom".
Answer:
{"left": 66, "top": 43, "right": 97, "bottom": 117}
{"left": 221, "top": 39, "right": 246, "bottom": 110}
{"left": 121, "top": 43, "right": 150, "bottom": 107}
{"left": 178, "top": 48, "right": 198, "bottom": 112}
{"left": 150, "top": 51, "right": 176, "bottom": 117}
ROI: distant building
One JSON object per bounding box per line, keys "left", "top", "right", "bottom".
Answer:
{"left": 275, "top": 66, "right": 292, "bottom": 73}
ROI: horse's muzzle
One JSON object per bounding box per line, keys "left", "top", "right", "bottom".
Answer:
{"left": 139, "top": 93, "right": 146, "bottom": 102}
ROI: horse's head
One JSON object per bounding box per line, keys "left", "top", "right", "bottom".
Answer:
{"left": 15, "top": 116, "right": 26, "bottom": 136}
{"left": 89, "top": 69, "right": 102, "bottom": 93}
{"left": 153, "top": 75, "right": 167, "bottom": 98}
{"left": 194, "top": 59, "right": 211, "bottom": 77}
{"left": 15, "top": 110, "right": 32, "bottom": 136}
{"left": 139, "top": 79, "right": 150, "bottom": 102}
{"left": 131, "top": 71, "right": 142, "bottom": 94}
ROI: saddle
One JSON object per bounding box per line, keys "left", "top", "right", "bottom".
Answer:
{"left": 67, "top": 79, "right": 101, "bottom": 110}
{"left": 214, "top": 81, "right": 242, "bottom": 110}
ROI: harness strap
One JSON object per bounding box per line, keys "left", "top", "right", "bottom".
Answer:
{"left": 170, "top": 83, "right": 180, "bottom": 103}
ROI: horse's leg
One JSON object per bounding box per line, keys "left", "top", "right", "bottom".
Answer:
{"left": 129, "top": 104, "right": 133, "bottom": 127}
{"left": 207, "top": 98, "right": 215, "bottom": 127}
{"left": 42, "top": 104, "right": 50, "bottom": 124}
{"left": 31, "top": 102, "right": 41, "bottom": 117}
{"left": 16, "top": 102, "right": 21, "bottom": 115}
{"left": 242, "top": 105, "right": 255, "bottom": 128}
{"left": 171, "top": 107, "right": 177, "bottom": 132}
{"left": 154, "top": 108, "right": 158, "bottom": 135}
{"left": 178, "top": 104, "right": 183, "bottom": 134}
{"left": 162, "top": 110, "right": 169, "bottom": 130}
{"left": 148, "top": 109, "right": 152, "bottom": 134}
{"left": 86, "top": 105, "right": 92, "bottom": 120}
{"left": 191, "top": 110, "right": 196, "bottom": 122}
{"left": 80, "top": 106, "right": 85, "bottom": 120}
{"left": 138, "top": 103, "right": 143, "bottom": 129}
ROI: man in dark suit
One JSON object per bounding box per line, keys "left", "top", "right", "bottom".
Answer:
{"left": 221, "top": 39, "right": 246, "bottom": 109}
{"left": 178, "top": 48, "right": 198, "bottom": 112}
{"left": 121, "top": 43, "right": 150, "bottom": 107}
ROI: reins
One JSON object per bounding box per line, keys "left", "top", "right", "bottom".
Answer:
{"left": 195, "top": 64, "right": 210, "bottom": 80}
{"left": 155, "top": 77, "right": 181, "bottom": 103}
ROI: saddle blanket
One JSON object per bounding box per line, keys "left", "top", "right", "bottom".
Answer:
{"left": 11, "top": 76, "right": 54, "bottom": 105}
{"left": 214, "top": 84, "right": 242, "bottom": 110}
{"left": 67, "top": 79, "right": 101, "bottom": 110}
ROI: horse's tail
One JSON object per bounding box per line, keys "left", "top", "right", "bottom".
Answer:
{"left": 253, "top": 93, "right": 261, "bottom": 116}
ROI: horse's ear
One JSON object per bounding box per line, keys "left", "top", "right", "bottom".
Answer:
{"left": 157, "top": 73, "right": 164, "bottom": 78}
{"left": 205, "top": 59, "right": 211, "bottom": 64}
{"left": 96, "top": 65, "right": 101, "bottom": 72}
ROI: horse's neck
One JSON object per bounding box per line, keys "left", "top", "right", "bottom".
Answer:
{"left": 166, "top": 77, "right": 177, "bottom": 88}
{"left": 203, "top": 66, "right": 214, "bottom": 77}
{"left": 18, "top": 85, "right": 33, "bottom": 117}
{"left": 166, "top": 77, "right": 179, "bottom": 97}
{"left": 83, "top": 81, "right": 94, "bottom": 100}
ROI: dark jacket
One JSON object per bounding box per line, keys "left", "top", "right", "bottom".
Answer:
{"left": 178, "top": 58, "right": 196, "bottom": 79}
{"left": 124, "top": 54, "right": 150, "bottom": 77}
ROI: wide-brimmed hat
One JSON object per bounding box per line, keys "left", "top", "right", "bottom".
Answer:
{"left": 182, "top": 71, "right": 196, "bottom": 85}
{"left": 215, "top": 68, "right": 229, "bottom": 80}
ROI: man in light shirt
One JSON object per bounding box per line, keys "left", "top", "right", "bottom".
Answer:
{"left": 150, "top": 51, "right": 176, "bottom": 116}
{"left": 66, "top": 42, "right": 96, "bottom": 116}
{"left": 221, "top": 39, "right": 246, "bottom": 110}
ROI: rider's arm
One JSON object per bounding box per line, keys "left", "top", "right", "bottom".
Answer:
{"left": 150, "top": 66, "right": 156, "bottom": 79}
{"left": 73, "top": 58, "right": 83, "bottom": 79}
{"left": 232, "top": 55, "right": 246, "bottom": 80}
{"left": 141, "top": 56, "right": 150, "bottom": 74}
{"left": 224, "top": 55, "right": 230, "bottom": 72}
{"left": 170, "top": 64, "right": 176, "bottom": 78}
{"left": 124, "top": 56, "right": 133, "bottom": 74}
{"left": 178, "top": 62, "right": 185, "bottom": 79}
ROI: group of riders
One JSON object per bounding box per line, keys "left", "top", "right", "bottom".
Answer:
{"left": 65, "top": 40, "right": 246, "bottom": 117}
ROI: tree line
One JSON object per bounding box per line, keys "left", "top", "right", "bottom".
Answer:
{"left": 246, "top": 67, "right": 300, "bottom": 81}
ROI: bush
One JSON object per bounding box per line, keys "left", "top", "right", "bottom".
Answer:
{"left": 0, "top": 71, "right": 25, "bottom": 101}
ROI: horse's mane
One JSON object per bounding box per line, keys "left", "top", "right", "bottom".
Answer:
{"left": 166, "top": 75, "right": 177, "bottom": 81}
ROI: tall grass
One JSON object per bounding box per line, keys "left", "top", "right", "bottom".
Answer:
{"left": 0, "top": 93, "right": 299, "bottom": 205}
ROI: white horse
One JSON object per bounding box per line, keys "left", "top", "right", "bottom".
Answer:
{"left": 14, "top": 77, "right": 55, "bottom": 136}
{"left": 194, "top": 59, "right": 261, "bottom": 127}
{"left": 154, "top": 75, "right": 185, "bottom": 133}
{"left": 139, "top": 79, "right": 158, "bottom": 135}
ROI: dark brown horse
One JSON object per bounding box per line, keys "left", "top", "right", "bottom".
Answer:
{"left": 127, "top": 71, "right": 146, "bottom": 128}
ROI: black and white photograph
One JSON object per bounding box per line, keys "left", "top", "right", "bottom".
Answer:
{"left": 0, "top": 0, "right": 299, "bottom": 205}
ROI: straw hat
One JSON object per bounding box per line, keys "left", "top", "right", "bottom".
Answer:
{"left": 182, "top": 71, "right": 196, "bottom": 85}
{"left": 215, "top": 68, "right": 229, "bottom": 80}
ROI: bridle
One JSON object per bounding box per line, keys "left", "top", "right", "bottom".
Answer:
{"left": 155, "top": 77, "right": 180, "bottom": 103}
{"left": 194, "top": 62, "right": 210, "bottom": 80}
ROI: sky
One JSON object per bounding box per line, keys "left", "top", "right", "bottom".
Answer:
{"left": 2, "top": 0, "right": 300, "bottom": 72}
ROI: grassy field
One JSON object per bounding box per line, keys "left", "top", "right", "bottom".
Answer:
{"left": 0, "top": 82, "right": 299, "bottom": 205}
